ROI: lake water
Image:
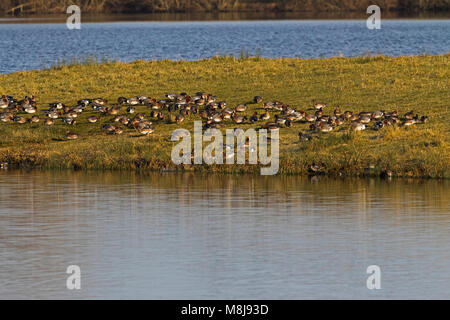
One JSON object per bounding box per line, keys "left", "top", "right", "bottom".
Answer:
{"left": 0, "top": 20, "right": 449, "bottom": 73}
{"left": 0, "top": 170, "right": 449, "bottom": 299}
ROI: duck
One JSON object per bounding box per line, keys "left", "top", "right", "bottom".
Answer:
{"left": 135, "top": 113, "right": 146, "bottom": 120}
{"left": 259, "top": 111, "right": 270, "bottom": 121}
{"left": 66, "top": 111, "right": 78, "bottom": 118}
{"left": 420, "top": 115, "right": 429, "bottom": 124}
{"left": 218, "top": 101, "right": 227, "bottom": 109}
{"left": 282, "top": 106, "right": 295, "bottom": 115}
{"left": 50, "top": 102, "right": 64, "bottom": 110}
{"left": 380, "top": 170, "right": 393, "bottom": 179}
{"left": 263, "top": 102, "right": 274, "bottom": 110}
{"left": 73, "top": 105, "right": 85, "bottom": 114}
{"left": 308, "top": 162, "right": 325, "bottom": 174}
{"left": 403, "top": 116, "right": 418, "bottom": 127}
{"left": 0, "top": 113, "right": 13, "bottom": 122}
{"left": 107, "top": 106, "right": 121, "bottom": 115}
{"left": 298, "top": 132, "right": 312, "bottom": 142}
{"left": 351, "top": 121, "right": 366, "bottom": 132}
{"left": 47, "top": 111, "right": 59, "bottom": 119}
{"left": 359, "top": 115, "right": 371, "bottom": 124}
{"left": 13, "top": 116, "right": 27, "bottom": 124}
{"left": 24, "top": 105, "right": 37, "bottom": 114}
{"left": 157, "top": 112, "right": 165, "bottom": 121}
{"left": 344, "top": 111, "right": 353, "bottom": 120}
{"left": 318, "top": 123, "right": 333, "bottom": 133}
{"left": 275, "top": 115, "right": 287, "bottom": 126}
{"left": 165, "top": 93, "right": 177, "bottom": 100}
{"left": 87, "top": 116, "right": 99, "bottom": 123}
{"left": 315, "top": 110, "right": 324, "bottom": 118}
{"left": 118, "top": 97, "right": 128, "bottom": 105}
{"left": 45, "top": 118, "right": 55, "bottom": 126}
{"left": 232, "top": 113, "right": 247, "bottom": 124}
{"left": 211, "top": 113, "right": 223, "bottom": 123}
{"left": 127, "top": 97, "right": 140, "bottom": 105}
{"left": 221, "top": 111, "right": 232, "bottom": 120}
{"left": 66, "top": 131, "right": 79, "bottom": 140}
{"left": 253, "top": 96, "right": 263, "bottom": 104}
{"left": 385, "top": 110, "right": 398, "bottom": 118}
{"left": 335, "top": 117, "right": 345, "bottom": 126}
{"left": 313, "top": 102, "right": 326, "bottom": 110}
{"left": 92, "top": 98, "right": 107, "bottom": 105}
{"left": 175, "top": 115, "right": 185, "bottom": 124}
{"left": 63, "top": 117, "right": 77, "bottom": 125}
{"left": 359, "top": 111, "right": 372, "bottom": 118}
{"left": 139, "top": 96, "right": 151, "bottom": 104}
{"left": 374, "top": 121, "right": 384, "bottom": 130}
{"left": 260, "top": 122, "right": 280, "bottom": 130}
{"left": 127, "top": 106, "right": 136, "bottom": 114}
{"left": 137, "top": 124, "right": 154, "bottom": 136}
{"left": 78, "top": 99, "right": 90, "bottom": 106}
{"left": 113, "top": 127, "right": 124, "bottom": 135}
{"left": 304, "top": 113, "right": 316, "bottom": 122}
{"left": 249, "top": 112, "right": 259, "bottom": 123}
{"left": 30, "top": 115, "right": 40, "bottom": 123}
{"left": 371, "top": 110, "right": 384, "bottom": 119}
{"left": 404, "top": 111, "right": 415, "bottom": 120}
{"left": 292, "top": 111, "right": 305, "bottom": 121}
{"left": 235, "top": 104, "right": 247, "bottom": 112}
{"left": 0, "top": 96, "right": 9, "bottom": 109}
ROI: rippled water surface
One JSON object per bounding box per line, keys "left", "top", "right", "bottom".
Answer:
{"left": 0, "top": 171, "right": 449, "bottom": 299}
{"left": 0, "top": 20, "right": 449, "bottom": 73}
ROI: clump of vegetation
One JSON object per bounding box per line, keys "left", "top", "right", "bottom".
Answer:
{"left": 0, "top": 54, "right": 449, "bottom": 178}
{"left": 1, "top": 0, "right": 449, "bottom": 14}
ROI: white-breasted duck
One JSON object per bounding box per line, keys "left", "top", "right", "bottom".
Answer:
{"left": 87, "top": 116, "right": 99, "bottom": 123}
{"left": 232, "top": 113, "right": 247, "bottom": 124}
{"left": 66, "top": 131, "right": 79, "bottom": 140}
{"left": 235, "top": 104, "right": 247, "bottom": 112}
{"left": 351, "top": 121, "right": 366, "bottom": 131}
{"left": 371, "top": 110, "right": 384, "bottom": 119}
{"left": 1, "top": 96, "right": 9, "bottom": 109}
{"left": 13, "top": 116, "right": 27, "bottom": 124}
{"left": 313, "top": 102, "right": 326, "bottom": 110}
{"left": 260, "top": 111, "right": 270, "bottom": 121}
{"left": 404, "top": 111, "right": 415, "bottom": 120}
{"left": 92, "top": 98, "right": 107, "bottom": 105}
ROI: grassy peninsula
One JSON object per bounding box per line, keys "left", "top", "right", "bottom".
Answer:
{"left": 0, "top": 55, "right": 449, "bottom": 178}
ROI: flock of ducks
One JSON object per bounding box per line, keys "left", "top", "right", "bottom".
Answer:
{"left": 0, "top": 93, "right": 429, "bottom": 142}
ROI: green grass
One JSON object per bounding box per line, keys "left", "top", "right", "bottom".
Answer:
{"left": 0, "top": 55, "right": 449, "bottom": 178}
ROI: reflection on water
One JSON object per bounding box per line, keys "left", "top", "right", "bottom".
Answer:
{"left": 0, "top": 170, "right": 449, "bottom": 299}
{"left": 1, "top": 12, "right": 449, "bottom": 23}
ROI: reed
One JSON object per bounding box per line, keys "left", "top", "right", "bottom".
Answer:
{"left": 1, "top": 0, "right": 449, "bottom": 14}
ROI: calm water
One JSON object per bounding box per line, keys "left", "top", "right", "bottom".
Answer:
{"left": 0, "top": 171, "right": 449, "bottom": 299}
{"left": 0, "top": 20, "right": 449, "bottom": 73}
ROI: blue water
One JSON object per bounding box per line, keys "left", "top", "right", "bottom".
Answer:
{"left": 1, "top": 171, "right": 449, "bottom": 299}
{"left": 0, "top": 20, "right": 449, "bottom": 74}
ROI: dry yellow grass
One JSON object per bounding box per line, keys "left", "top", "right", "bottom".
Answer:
{"left": 0, "top": 55, "right": 449, "bottom": 177}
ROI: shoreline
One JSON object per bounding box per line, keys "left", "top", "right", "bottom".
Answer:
{"left": 1, "top": 55, "right": 449, "bottom": 179}
{"left": 1, "top": 11, "right": 450, "bottom": 24}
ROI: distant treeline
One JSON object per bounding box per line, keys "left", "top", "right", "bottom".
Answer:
{"left": 1, "top": 0, "right": 449, "bottom": 14}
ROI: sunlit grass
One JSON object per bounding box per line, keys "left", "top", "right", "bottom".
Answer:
{"left": 0, "top": 54, "right": 449, "bottom": 177}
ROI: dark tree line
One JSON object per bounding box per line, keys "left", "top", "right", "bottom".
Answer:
{"left": 1, "top": 0, "right": 449, "bottom": 14}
